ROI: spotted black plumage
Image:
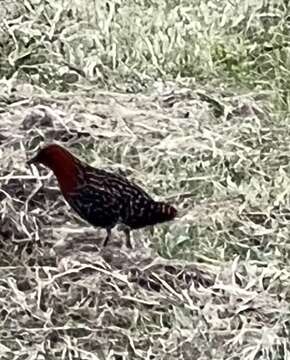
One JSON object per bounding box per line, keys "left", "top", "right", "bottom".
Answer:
{"left": 27, "top": 144, "right": 177, "bottom": 248}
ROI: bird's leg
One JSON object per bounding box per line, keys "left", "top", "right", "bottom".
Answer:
{"left": 103, "top": 228, "right": 112, "bottom": 247}
{"left": 149, "top": 225, "right": 154, "bottom": 236}
{"left": 117, "top": 224, "right": 133, "bottom": 248}
{"left": 124, "top": 227, "right": 132, "bottom": 249}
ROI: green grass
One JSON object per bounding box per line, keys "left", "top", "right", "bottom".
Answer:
{"left": 1, "top": 0, "right": 290, "bottom": 359}
{"left": 1, "top": 0, "right": 290, "bottom": 107}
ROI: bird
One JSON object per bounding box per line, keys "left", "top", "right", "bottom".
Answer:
{"left": 27, "top": 144, "right": 177, "bottom": 248}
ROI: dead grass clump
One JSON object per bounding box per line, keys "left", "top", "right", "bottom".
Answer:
{"left": 0, "top": 83, "right": 290, "bottom": 358}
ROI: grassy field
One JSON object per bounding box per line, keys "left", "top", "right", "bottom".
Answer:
{"left": 1, "top": 0, "right": 290, "bottom": 359}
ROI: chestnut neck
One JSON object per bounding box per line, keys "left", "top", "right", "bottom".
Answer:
{"left": 44, "top": 151, "right": 79, "bottom": 194}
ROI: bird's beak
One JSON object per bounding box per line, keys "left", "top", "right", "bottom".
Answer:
{"left": 27, "top": 155, "right": 39, "bottom": 166}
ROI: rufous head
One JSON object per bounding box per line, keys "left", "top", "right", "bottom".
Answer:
{"left": 27, "top": 144, "right": 80, "bottom": 193}
{"left": 27, "top": 144, "right": 76, "bottom": 170}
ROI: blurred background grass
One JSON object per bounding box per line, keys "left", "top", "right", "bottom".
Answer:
{"left": 1, "top": 0, "right": 290, "bottom": 110}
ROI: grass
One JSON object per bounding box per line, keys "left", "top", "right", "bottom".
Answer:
{"left": 1, "top": 0, "right": 290, "bottom": 359}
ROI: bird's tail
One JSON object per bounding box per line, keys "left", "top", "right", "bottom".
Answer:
{"left": 124, "top": 200, "right": 177, "bottom": 229}
{"left": 152, "top": 201, "right": 177, "bottom": 223}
